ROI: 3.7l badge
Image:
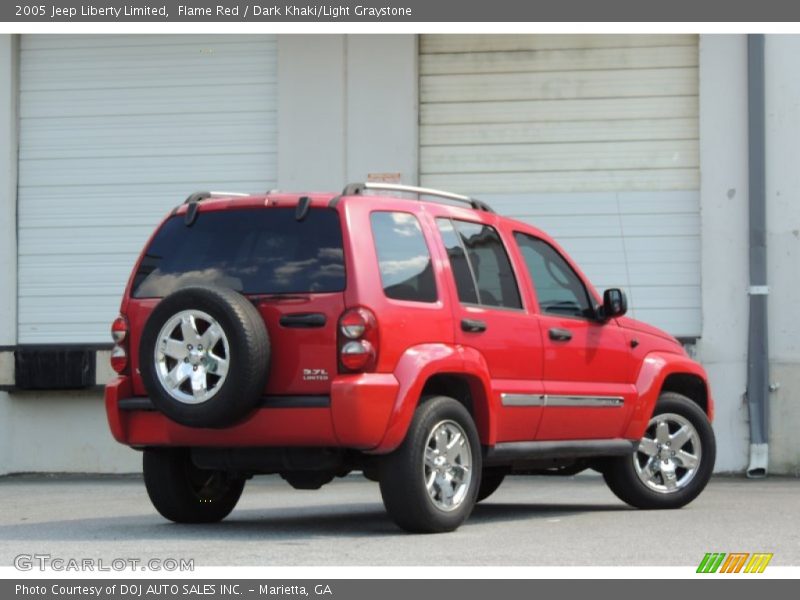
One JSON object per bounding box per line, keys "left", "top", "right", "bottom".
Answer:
{"left": 303, "top": 368, "right": 329, "bottom": 382}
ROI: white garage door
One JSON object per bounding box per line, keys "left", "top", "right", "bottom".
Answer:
{"left": 420, "top": 35, "right": 701, "bottom": 337}
{"left": 17, "top": 35, "right": 278, "bottom": 344}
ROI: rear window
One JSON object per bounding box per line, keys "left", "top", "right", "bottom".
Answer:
{"left": 132, "top": 207, "right": 345, "bottom": 298}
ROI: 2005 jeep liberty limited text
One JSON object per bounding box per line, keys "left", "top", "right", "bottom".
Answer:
{"left": 105, "top": 182, "right": 716, "bottom": 533}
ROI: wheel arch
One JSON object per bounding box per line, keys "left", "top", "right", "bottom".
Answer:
{"left": 419, "top": 372, "right": 492, "bottom": 445}
{"left": 623, "top": 352, "right": 714, "bottom": 440}
{"left": 372, "top": 343, "right": 494, "bottom": 453}
{"left": 661, "top": 372, "right": 709, "bottom": 415}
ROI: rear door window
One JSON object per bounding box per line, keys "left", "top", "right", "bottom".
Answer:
{"left": 436, "top": 218, "right": 522, "bottom": 309}
{"left": 370, "top": 211, "right": 437, "bottom": 303}
{"left": 436, "top": 218, "right": 479, "bottom": 304}
{"left": 132, "top": 207, "right": 345, "bottom": 298}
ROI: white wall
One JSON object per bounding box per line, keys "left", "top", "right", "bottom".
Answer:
{"left": 697, "top": 34, "right": 800, "bottom": 475}
{"left": 697, "top": 35, "right": 751, "bottom": 472}
{"left": 278, "top": 35, "right": 418, "bottom": 190}
{"left": 3, "top": 391, "right": 141, "bottom": 473}
{"left": 346, "top": 35, "right": 418, "bottom": 184}
{"left": 278, "top": 35, "right": 347, "bottom": 190}
{"left": 764, "top": 35, "right": 800, "bottom": 475}
{"left": 0, "top": 35, "right": 18, "bottom": 475}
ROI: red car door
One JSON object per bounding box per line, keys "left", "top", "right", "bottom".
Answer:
{"left": 511, "top": 231, "right": 637, "bottom": 440}
{"left": 431, "top": 214, "right": 545, "bottom": 443}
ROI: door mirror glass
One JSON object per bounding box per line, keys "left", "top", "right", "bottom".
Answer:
{"left": 601, "top": 288, "right": 627, "bottom": 321}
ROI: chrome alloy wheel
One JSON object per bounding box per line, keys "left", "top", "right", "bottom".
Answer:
{"left": 423, "top": 420, "right": 473, "bottom": 512}
{"left": 154, "top": 310, "right": 230, "bottom": 405}
{"left": 634, "top": 412, "right": 702, "bottom": 494}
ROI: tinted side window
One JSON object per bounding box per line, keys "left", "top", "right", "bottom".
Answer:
{"left": 436, "top": 218, "right": 522, "bottom": 309}
{"left": 370, "top": 212, "right": 437, "bottom": 303}
{"left": 435, "top": 218, "right": 479, "bottom": 304}
{"left": 514, "top": 233, "right": 595, "bottom": 319}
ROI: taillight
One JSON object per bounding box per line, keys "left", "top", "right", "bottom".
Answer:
{"left": 340, "top": 340, "right": 375, "bottom": 371}
{"left": 110, "top": 345, "right": 128, "bottom": 374}
{"left": 111, "top": 316, "right": 128, "bottom": 343}
{"left": 340, "top": 309, "right": 368, "bottom": 339}
{"left": 110, "top": 315, "right": 129, "bottom": 374}
{"left": 338, "top": 307, "right": 378, "bottom": 373}
{"left": 339, "top": 307, "right": 373, "bottom": 339}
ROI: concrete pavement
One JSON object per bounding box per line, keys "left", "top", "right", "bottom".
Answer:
{"left": 0, "top": 473, "right": 797, "bottom": 566}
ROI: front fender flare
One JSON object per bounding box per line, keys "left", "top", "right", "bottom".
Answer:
{"left": 623, "top": 352, "right": 713, "bottom": 440}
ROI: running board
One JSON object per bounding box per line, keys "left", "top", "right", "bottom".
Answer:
{"left": 484, "top": 439, "right": 636, "bottom": 466}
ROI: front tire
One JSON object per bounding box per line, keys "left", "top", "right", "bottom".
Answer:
{"left": 379, "top": 396, "right": 482, "bottom": 533}
{"left": 477, "top": 468, "right": 507, "bottom": 503}
{"left": 143, "top": 448, "right": 245, "bottom": 523}
{"left": 603, "top": 392, "right": 715, "bottom": 509}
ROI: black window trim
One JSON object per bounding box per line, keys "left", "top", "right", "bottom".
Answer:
{"left": 369, "top": 209, "right": 439, "bottom": 305}
{"left": 448, "top": 217, "right": 483, "bottom": 305}
{"left": 513, "top": 230, "right": 600, "bottom": 322}
{"left": 437, "top": 217, "right": 525, "bottom": 313}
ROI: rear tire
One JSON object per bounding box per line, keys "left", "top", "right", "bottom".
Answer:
{"left": 603, "top": 392, "right": 715, "bottom": 509}
{"left": 143, "top": 448, "right": 244, "bottom": 523}
{"left": 379, "top": 396, "right": 482, "bottom": 533}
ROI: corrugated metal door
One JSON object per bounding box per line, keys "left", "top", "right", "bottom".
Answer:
{"left": 17, "top": 35, "right": 278, "bottom": 343}
{"left": 420, "top": 35, "right": 700, "bottom": 337}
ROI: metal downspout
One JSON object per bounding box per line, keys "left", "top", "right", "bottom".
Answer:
{"left": 746, "top": 34, "right": 769, "bottom": 478}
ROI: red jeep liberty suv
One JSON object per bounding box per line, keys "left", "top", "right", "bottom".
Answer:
{"left": 105, "top": 183, "right": 716, "bottom": 533}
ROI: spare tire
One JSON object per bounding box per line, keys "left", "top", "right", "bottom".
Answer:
{"left": 139, "top": 286, "right": 270, "bottom": 428}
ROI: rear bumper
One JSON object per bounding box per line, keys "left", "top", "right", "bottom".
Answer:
{"left": 105, "top": 373, "right": 400, "bottom": 451}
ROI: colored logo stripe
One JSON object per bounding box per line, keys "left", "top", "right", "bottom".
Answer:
{"left": 720, "top": 553, "right": 749, "bottom": 573}
{"left": 744, "top": 553, "right": 773, "bottom": 573}
{"left": 697, "top": 553, "right": 726, "bottom": 573}
{"left": 697, "top": 552, "right": 773, "bottom": 573}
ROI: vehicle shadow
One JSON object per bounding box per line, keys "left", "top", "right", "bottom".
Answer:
{"left": 0, "top": 500, "right": 630, "bottom": 543}
{"left": 471, "top": 501, "right": 630, "bottom": 523}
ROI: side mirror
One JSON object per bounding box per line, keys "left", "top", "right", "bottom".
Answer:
{"left": 601, "top": 288, "right": 627, "bottom": 321}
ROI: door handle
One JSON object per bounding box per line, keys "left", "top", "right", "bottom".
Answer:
{"left": 549, "top": 327, "right": 573, "bottom": 341}
{"left": 461, "top": 319, "right": 487, "bottom": 333}
{"left": 279, "top": 313, "right": 327, "bottom": 328}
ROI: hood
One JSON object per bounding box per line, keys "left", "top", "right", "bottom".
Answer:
{"left": 616, "top": 315, "right": 683, "bottom": 346}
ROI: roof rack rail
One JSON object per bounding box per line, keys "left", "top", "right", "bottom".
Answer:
{"left": 183, "top": 191, "right": 250, "bottom": 204}
{"left": 341, "top": 182, "right": 494, "bottom": 213}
